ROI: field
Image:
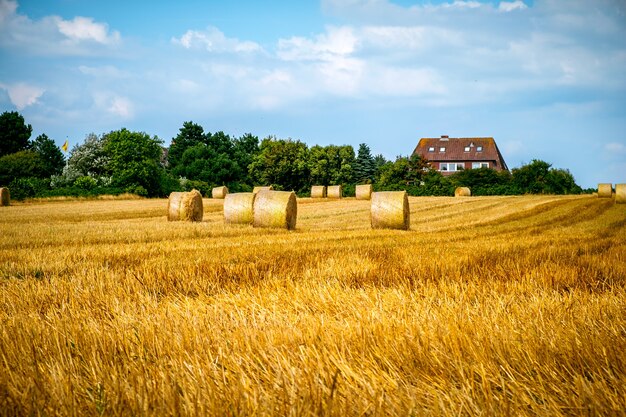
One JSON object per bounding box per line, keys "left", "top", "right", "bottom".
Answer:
{"left": 1, "top": 194, "right": 625, "bottom": 416}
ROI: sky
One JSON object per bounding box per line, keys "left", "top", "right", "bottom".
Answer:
{"left": 0, "top": 0, "right": 625, "bottom": 189}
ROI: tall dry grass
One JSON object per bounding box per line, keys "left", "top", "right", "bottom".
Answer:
{"left": 1, "top": 195, "right": 625, "bottom": 416}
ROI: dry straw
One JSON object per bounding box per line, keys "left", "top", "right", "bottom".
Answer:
{"left": 168, "top": 190, "right": 203, "bottom": 222}
{"left": 371, "top": 191, "right": 410, "bottom": 230}
{"left": 455, "top": 187, "right": 471, "bottom": 197}
{"left": 616, "top": 184, "right": 626, "bottom": 204}
{"left": 355, "top": 184, "right": 373, "bottom": 200}
{"left": 0, "top": 187, "right": 9, "bottom": 206}
{"left": 598, "top": 183, "right": 612, "bottom": 198}
{"left": 253, "top": 190, "right": 297, "bottom": 230}
{"left": 253, "top": 186, "right": 273, "bottom": 194}
{"left": 311, "top": 185, "right": 327, "bottom": 198}
{"left": 224, "top": 192, "right": 256, "bottom": 224}
{"left": 212, "top": 186, "right": 228, "bottom": 199}
{"left": 327, "top": 185, "right": 342, "bottom": 199}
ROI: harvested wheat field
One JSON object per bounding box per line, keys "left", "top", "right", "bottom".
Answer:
{"left": 1, "top": 195, "right": 625, "bottom": 416}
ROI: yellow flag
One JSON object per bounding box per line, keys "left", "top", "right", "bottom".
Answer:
{"left": 62, "top": 139, "right": 68, "bottom": 152}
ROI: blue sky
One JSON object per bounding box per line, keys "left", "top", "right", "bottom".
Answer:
{"left": 1, "top": 0, "right": 625, "bottom": 188}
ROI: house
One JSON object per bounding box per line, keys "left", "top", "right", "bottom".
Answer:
{"left": 412, "top": 136, "right": 508, "bottom": 176}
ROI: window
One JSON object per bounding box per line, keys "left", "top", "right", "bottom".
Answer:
{"left": 472, "top": 162, "right": 489, "bottom": 169}
{"left": 464, "top": 146, "right": 470, "bottom": 152}
{"left": 428, "top": 146, "right": 435, "bottom": 152}
{"left": 476, "top": 146, "right": 483, "bottom": 152}
{"left": 440, "top": 163, "right": 465, "bottom": 172}
{"left": 439, "top": 147, "right": 446, "bottom": 152}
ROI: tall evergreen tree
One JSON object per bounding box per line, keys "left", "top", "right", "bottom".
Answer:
{"left": 354, "top": 143, "right": 376, "bottom": 184}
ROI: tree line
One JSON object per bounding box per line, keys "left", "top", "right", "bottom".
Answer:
{"left": 0, "top": 111, "right": 584, "bottom": 200}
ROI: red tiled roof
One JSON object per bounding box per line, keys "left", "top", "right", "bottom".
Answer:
{"left": 412, "top": 136, "right": 508, "bottom": 170}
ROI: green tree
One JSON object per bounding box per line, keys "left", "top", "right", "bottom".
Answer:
{"left": 168, "top": 121, "right": 206, "bottom": 169}
{"left": 31, "top": 134, "right": 65, "bottom": 177}
{"left": 103, "top": 128, "right": 166, "bottom": 197}
{"left": 450, "top": 167, "right": 513, "bottom": 195}
{"left": 354, "top": 143, "right": 376, "bottom": 184}
{"left": 512, "top": 159, "right": 551, "bottom": 194}
{"left": 175, "top": 143, "right": 241, "bottom": 188}
{"left": 0, "top": 150, "right": 47, "bottom": 185}
{"left": 249, "top": 137, "right": 310, "bottom": 192}
{"left": 307, "top": 144, "right": 355, "bottom": 186}
{"left": 0, "top": 111, "right": 32, "bottom": 157}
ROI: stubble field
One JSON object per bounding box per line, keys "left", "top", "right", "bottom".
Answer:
{"left": 1, "top": 194, "right": 625, "bottom": 416}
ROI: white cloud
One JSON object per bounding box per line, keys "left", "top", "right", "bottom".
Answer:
{"left": 55, "top": 16, "right": 120, "bottom": 45}
{"left": 0, "top": 0, "right": 121, "bottom": 55}
{"left": 93, "top": 92, "right": 133, "bottom": 119}
{"left": 0, "top": 82, "right": 45, "bottom": 109}
{"left": 499, "top": 1, "right": 528, "bottom": 12}
{"left": 172, "top": 27, "right": 261, "bottom": 53}
{"left": 278, "top": 26, "right": 358, "bottom": 61}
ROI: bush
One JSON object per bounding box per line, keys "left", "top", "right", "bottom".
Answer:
{"left": 8, "top": 177, "right": 50, "bottom": 200}
{"left": 74, "top": 176, "right": 98, "bottom": 190}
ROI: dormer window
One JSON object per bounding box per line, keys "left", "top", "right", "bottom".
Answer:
{"left": 464, "top": 146, "right": 470, "bottom": 152}
{"left": 476, "top": 146, "right": 483, "bottom": 152}
{"left": 439, "top": 147, "right": 446, "bottom": 152}
{"left": 428, "top": 147, "right": 435, "bottom": 152}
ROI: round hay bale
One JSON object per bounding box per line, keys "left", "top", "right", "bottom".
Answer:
{"left": 253, "top": 190, "right": 297, "bottom": 230}
{"left": 224, "top": 192, "right": 256, "bottom": 224}
{"left": 180, "top": 189, "right": 203, "bottom": 222}
{"left": 327, "top": 185, "right": 342, "bottom": 199}
{"left": 598, "top": 183, "right": 612, "bottom": 198}
{"left": 616, "top": 184, "right": 626, "bottom": 204}
{"left": 253, "top": 186, "right": 273, "bottom": 194}
{"left": 167, "top": 192, "right": 185, "bottom": 221}
{"left": 212, "top": 186, "right": 228, "bottom": 199}
{"left": 455, "top": 187, "right": 471, "bottom": 197}
{"left": 371, "top": 191, "right": 410, "bottom": 230}
{"left": 168, "top": 190, "right": 203, "bottom": 221}
{"left": 0, "top": 187, "right": 9, "bottom": 206}
{"left": 311, "top": 185, "right": 327, "bottom": 198}
{"left": 355, "top": 184, "right": 372, "bottom": 200}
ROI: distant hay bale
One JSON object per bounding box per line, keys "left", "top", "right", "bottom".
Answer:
{"left": 371, "top": 191, "right": 410, "bottom": 230}
{"left": 0, "top": 187, "right": 9, "bottom": 206}
{"left": 598, "top": 183, "right": 612, "bottom": 198}
{"left": 616, "top": 184, "right": 626, "bottom": 204}
{"left": 168, "top": 190, "right": 203, "bottom": 222}
{"left": 224, "top": 192, "right": 256, "bottom": 224}
{"left": 355, "top": 184, "right": 372, "bottom": 200}
{"left": 253, "top": 190, "right": 297, "bottom": 230}
{"left": 455, "top": 187, "right": 471, "bottom": 197}
{"left": 212, "top": 186, "right": 228, "bottom": 199}
{"left": 253, "top": 186, "right": 273, "bottom": 194}
{"left": 327, "top": 185, "right": 342, "bottom": 199}
{"left": 311, "top": 185, "right": 327, "bottom": 198}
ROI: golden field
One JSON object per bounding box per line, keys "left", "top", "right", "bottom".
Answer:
{"left": 0, "top": 195, "right": 625, "bottom": 416}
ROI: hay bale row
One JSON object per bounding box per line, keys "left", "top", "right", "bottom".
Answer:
{"left": 253, "top": 186, "right": 273, "bottom": 194}
{"left": 455, "top": 187, "right": 471, "bottom": 197}
{"left": 327, "top": 185, "right": 342, "bottom": 199}
{"left": 598, "top": 183, "right": 612, "bottom": 198}
{"left": 167, "top": 190, "right": 203, "bottom": 222}
{"left": 224, "top": 192, "right": 256, "bottom": 224}
{"left": 311, "top": 185, "right": 326, "bottom": 198}
{"left": 616, "top": 184, "right": 626, "bottom": 204}
{"left": 212, "top": 186, "right": 228, "bottom": 199}
{"left": 0, "top": 187, "right": 9, "bottom": 206}
{"left": 371, "top": 191, "right": 410, "bottom": 230}
{"left": 355, "top": 184, "right": 372, "bottom": 200}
